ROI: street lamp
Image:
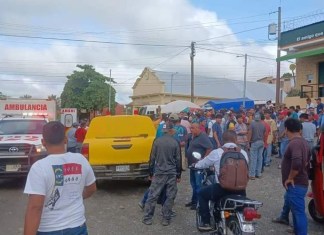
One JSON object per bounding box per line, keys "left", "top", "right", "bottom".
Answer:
{"left": 237, "top": 54, "right": 248, "bottom": 108}
{"left": 170, "top": 72, "right": 178, "bottom": 102}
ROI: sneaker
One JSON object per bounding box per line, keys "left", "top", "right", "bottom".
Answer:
{"left": 249, "top": 176, "right": 256, "bottom": 180}
{"left": 272, "top": 217, "right": 289, "bottom": 225}
{"left": 278, "top": 164, "right": 281, "bottom": 169}
{"left": 265, "top": 163, "right": 271, "bottom": 167}
{"left": 161, "top": 218, "right": 170, "bottom": 226}
{"left": 190, "top": 204, "right": 197, "bottom": 210}
{"left": 286, "top": 227, "right": 295, "bottom": 234}
{"left": 256, "top": 175, "right": 262, "bottom": 179}
{"left": 138, "top": 202, "right": 144, "bottom": 210}
{"left": 160, "top": 210, "right": 177, "bottom": 217}
{"left": 185, "top": 202, "right": 194, "bottom": 207}
{"left": 171, "top": 211, "right": 177, "bottom": 217}
{"left": 142, "top": 218, "right": 153, "bottom": 225}
{"left": 198, "top": 223, "right": 212, "bottom": 231}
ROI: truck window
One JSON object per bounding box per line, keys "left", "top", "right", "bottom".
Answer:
{"left": 0, "top": 120, "right": 47, "bottom": 135}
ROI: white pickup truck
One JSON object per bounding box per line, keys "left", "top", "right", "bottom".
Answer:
{"left": 0, "top": 116, "right": 48, "bottom": 177}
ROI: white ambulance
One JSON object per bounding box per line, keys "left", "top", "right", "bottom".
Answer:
{"left": 0, "top": 99, "right": 56, "bottom": 177}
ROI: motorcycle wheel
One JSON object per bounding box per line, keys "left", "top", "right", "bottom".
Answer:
{"left": 308, "top": 199, "right": 324, "bottom": 223}
{"left": 226, "top": 216, "right": 243, "bottom": 235}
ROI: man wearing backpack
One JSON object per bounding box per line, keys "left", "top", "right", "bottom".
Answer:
{"left": 193, "top": 131, "right": 249, "bottom": 231}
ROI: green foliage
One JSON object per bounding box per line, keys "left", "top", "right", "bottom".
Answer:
{"left": 0, "top": 92, "right": 6, "bottom": 99}
{"left": 281, "top": 73, "right": 292, "bottom": 79}
{"left": 61, "top": 65, "right": 116, "bottom": 113}
{"left": 286, "top": 89, "right": 301, "bottom": 97}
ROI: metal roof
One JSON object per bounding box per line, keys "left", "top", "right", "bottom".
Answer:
{"left": 152, "top": 70, "right": 277, "bottom": 101}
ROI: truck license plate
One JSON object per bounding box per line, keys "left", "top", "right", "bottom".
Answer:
{"left": 116, "top": 165, "right": 130, "bottom": 172}
{"left": 6, "top": 164, "right": 21, "bottom": 172}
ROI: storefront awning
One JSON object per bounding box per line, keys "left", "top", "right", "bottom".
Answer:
{"left": 277, "top": 47, "right": 324, "bottom": 62}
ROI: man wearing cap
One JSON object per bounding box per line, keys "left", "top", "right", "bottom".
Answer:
{"left": 185, "top": 123, "right": 213, "bottom": 209}
{"left": 66, "top": 122, "right": 79, "bottom": 153}
{"left": 169, "top": 113, "right": 188, "bottom": 171}
{"left": 142, "top": 122, "right": 181, "bottom": 226}
{"left": 24, "top": 121, "right": 96, "bottom": 235}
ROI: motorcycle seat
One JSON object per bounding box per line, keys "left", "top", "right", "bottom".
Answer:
{"left": 219, "top": 195, "right": 262, "bottom": 210}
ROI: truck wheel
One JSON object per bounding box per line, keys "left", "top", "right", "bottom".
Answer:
{"left": 308, "top": 199, "right": 324, "bottom": 223}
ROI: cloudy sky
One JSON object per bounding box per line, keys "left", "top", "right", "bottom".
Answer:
{"left": 0, "top": 0, "right": 323, "bottom": 104}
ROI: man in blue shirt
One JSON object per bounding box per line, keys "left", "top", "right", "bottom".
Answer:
{"left": 315, "top": 98, "right": 324, "bottom": 114}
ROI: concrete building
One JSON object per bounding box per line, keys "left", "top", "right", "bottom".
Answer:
{"left": 130, "top": 67, "right": 277, "bottom": 108}
{"left": 257, "top": 76, "right": 292, "bottom": 93}
{"left": 278, "top": 20, "right": 324, "bottom": 104}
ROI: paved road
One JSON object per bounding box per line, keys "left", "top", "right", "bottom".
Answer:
{"left": 1, "top": 157, "right": 324, "bottom": 235}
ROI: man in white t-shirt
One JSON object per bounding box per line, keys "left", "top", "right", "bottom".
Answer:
{"left": 207, "top": 114, "right": 217, "bottom": 149}
{"left": 24, "top": 121, "right": 96, "bottom": 235}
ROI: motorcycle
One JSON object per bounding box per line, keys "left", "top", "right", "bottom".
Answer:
{"left": 191, "top": 152, "right": 263, "bottom": 235}
{"left": 307, "top": 135, "right": 324, "bottom": 223}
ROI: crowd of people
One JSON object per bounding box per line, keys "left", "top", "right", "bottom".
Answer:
{"left": 22, "top": 98, "right": 320, "bottom": 234}
{"left": 142, "top": 98, "right": 319, "bottom": 235}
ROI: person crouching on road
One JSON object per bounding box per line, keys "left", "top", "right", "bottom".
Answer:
{"left": 142, "top": 122, "right": 181, "bottom": 226}
{"left": 193, "top": 131, "right": 249, "bottom": 231}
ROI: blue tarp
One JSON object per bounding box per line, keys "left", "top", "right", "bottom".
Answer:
{"left": 205, "top": 98, "right": 254, "bottom": 111}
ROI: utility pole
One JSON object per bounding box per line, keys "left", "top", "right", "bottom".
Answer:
{"left": 108, "top": 69, "right": 112, "bottom": 113}
{"left": 190, "top": 42, "right": 196, "bottom": 103}
{"left": 275, "top": 6, "right": 282, "bottom": 106}
{"left": 243, "top": 53, "right": 247, "bottom": 108}
{"left": 170, "top": 72, "right": 178, "bottom": 102}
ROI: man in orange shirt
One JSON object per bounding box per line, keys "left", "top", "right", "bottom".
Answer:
{"left": 75, "top": 120, "right": 87, "bottom": 153}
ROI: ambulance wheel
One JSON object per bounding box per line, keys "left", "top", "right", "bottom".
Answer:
{"left": 308, "top": 199, "right": 324, "bottom": 223}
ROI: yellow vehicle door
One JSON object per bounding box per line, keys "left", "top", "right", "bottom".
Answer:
{"left": 84, "top": 115, "right": 155, "bottom": 166}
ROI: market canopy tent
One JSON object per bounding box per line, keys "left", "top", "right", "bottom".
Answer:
{"left": 161, "top": 100, "right": 200, "bottom": 113}
{"left": 205, "top": 98, "right": 254, "bottom": 111}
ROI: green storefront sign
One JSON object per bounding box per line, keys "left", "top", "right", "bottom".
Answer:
{"left": 280, "top": 20, "right": 324, "bottom": 47}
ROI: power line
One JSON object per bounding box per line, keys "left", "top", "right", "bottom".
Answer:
{"left": 0, "top": 33, "right": 188, "bottom": 48}
{"left": 196, "top": 25, "right": 269, "bottom": 43}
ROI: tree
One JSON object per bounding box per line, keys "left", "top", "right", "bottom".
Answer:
{"left": 0, "top": 92, "right": 6, "bottom": 99}
{"left": 20, "top": 94, "right": 32, "bottom": 99}
{"left": 286, "top": 89, "right": 301, "bottom": 97}
{"left": 61, "top": 65, "right": 116, "bottom": 114}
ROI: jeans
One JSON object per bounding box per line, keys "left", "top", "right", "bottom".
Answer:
{"left": 264, "top": 144, "right": 272, "bottom": 165}
{"left": 280, "top": 191, "right": 291, "bottom": 221}
{"left": 280, "top": 139, "right": 289, "bottom": 158}
{"left": 249, "top": 140, "right": 264, "bottom": 177}
{"left": 209, "top": 137, "right": 217, "bottom": 149}
{"left": 286, "top": 185, "right": 308, "bottom": 235}
{"left": 306, "top": 140, "right": 314, "bottom": 152}
{"left": 67, "top": 147, "right": 76, "bottom": 153}
{"left": 198, "top": 183, "right": 246, "bottom": 224}
{"left": 141, "top": 187, "right": 167, "bottom": 205}
{"left": 190, "top": 169, "right": 203, "bottom": 204}
{"left": 143, "top": 175, "right": 177, "bottom": 220}
{"left": 37, "top": 223, "right": 87, "bottom": 235}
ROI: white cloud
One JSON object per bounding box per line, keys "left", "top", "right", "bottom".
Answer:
{"left": 0, "top": 0, "right": 288, "bottom": 104}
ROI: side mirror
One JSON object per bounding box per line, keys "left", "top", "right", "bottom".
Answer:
{"left": 192, "top": 152, "right": 202, "bottom": 160}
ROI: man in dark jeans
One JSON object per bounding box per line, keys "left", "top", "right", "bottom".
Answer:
{"left": 185, "top": 123, "right": 213, "bottom": 210}
{"left": 194, "top": 131, "right": 249, "bottom": 231}
{"left": 281, "top": 118, "right": 310, "bottom": 235}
